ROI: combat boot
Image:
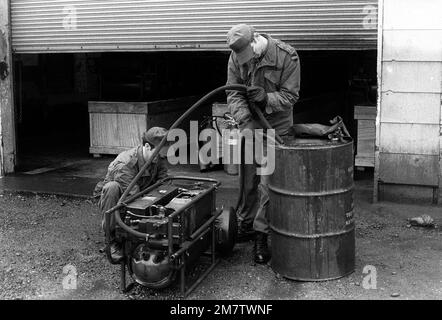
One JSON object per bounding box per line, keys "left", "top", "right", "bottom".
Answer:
{"left": 253, "top": 232, "right": 270, "bottom": 264}
{"left": 237, "top": 221, "right": 256, "bottom": 242}
{"left": 109, "top": 241, "right": 123, "bottom": 262}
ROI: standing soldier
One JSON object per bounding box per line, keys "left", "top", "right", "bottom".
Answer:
{"left": 226, "top": 24, "right": 301, "bottom": 264}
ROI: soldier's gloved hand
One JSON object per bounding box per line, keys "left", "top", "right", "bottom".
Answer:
{"left": 238, "top": 117, "right": 254, "bottom": 131}
{"left": 246, "top": 86, "right": 268, "bottom": 110}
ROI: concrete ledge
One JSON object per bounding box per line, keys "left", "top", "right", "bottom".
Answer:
{"left": 0, "top": 175, "right": 98, "bottom": 199}
{"left": 378, "top": 183, "right": 438, "bottom": 205}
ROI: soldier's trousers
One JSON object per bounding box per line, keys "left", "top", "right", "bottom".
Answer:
{"left": 237, "top": 163, "right": 270, "bottom": 234}
{"left": 236, "top": 121, "right": 270, "bottom": 234}
{"left": 98, "top": 181, "right": 122, "bottom": 237}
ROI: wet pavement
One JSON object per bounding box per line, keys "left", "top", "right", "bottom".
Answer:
{"left": 0, "top": 158, "right": 239, "bottom": 198}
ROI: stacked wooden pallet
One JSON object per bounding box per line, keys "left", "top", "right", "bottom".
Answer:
{"left": 354, "top": 105, "right": 377, "bottom": 168}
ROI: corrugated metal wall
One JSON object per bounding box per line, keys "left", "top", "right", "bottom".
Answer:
{"left": 375, "top": 0, "right": 442, "bottom": 202}
{"left": 11, "top": 0, "right": 378, "bottom": 53}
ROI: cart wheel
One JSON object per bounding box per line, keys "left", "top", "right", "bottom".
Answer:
{"left": 215, "top": 207, "right": 237, "bottom": 255}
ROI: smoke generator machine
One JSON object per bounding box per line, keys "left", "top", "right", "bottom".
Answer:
{"left": 103, "top": 85, "right": 253, "bottom": 297}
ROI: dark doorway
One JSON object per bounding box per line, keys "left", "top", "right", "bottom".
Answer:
{"left": 12, "top": 50, "right": 376, "bottom": 176}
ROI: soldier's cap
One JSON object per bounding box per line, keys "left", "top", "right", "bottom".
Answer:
{"left": 227, "top": 24, "right": 256, "bottom": 65}
{"left": 142, "top": 127, "right": 168, "bottom": 148}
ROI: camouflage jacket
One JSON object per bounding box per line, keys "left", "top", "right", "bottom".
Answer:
{"left": 226, "top": 35, "right": 301, "bottom": 135}
{"left": 93, "top": 146, "right": 168, "bottom": 197}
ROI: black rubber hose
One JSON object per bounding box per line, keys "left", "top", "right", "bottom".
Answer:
{"left": 252, "top": 107, "right": 284, "bottom": 145}
{"left": 234, "top": 135, "right": 246, "bottom": 213}
{"left": 104, "top": 84, "right": 283, "bottom": 249}
{"left": 118, "top": 84, "right": 248, "bottom": 204}
{"left": 103, "top": 85, "right": 249, "bottom": 249}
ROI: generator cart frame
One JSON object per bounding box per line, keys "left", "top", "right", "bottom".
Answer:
{"left": 113, "top": 176, "right": 223, "bottom": 297}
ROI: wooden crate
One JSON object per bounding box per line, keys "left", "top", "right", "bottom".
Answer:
{"left": 89, "top": 97, "right": 198, "bottom": 156}
{"left": 354, "top": 105, "right": 377, "bottom": 168}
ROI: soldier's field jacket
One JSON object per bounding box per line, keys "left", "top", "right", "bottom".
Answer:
{"left": 226, "top": 34, "right": 301, "bottom": 135}
{"left": 93, "top": 145, "right": 168, "bottom": 197}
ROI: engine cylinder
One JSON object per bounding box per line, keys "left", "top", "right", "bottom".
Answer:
{"left": 129, "top": 244, "right": 176, "bottom": 289}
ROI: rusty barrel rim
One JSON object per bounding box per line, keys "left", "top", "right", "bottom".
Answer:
{"left": 269, "top": 221, "right": 355, "bottom": 239}
{"left": 274, "top": 137, "right": 353, "bottom": 150}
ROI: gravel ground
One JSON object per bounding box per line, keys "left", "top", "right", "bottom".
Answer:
{"left": 0, "top": 188, "right": 441, "bottom": 300}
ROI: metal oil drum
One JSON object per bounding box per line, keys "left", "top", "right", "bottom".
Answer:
{"left": 269, "top": 137, "right": 355, "bottom": 281}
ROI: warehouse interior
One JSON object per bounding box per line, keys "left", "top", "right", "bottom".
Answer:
{"left": 11, "top": 50, "right": 377, "bottom": 181}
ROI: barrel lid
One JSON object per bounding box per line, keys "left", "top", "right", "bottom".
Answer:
{"left": 275, "top": 136, "right": 353, "bottom": 150}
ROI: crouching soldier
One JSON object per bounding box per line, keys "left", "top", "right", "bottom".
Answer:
{"left": 93, "top": 127, "right": 169, "bottom": 260}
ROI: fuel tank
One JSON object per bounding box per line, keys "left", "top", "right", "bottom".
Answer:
{"left": 269, "top": 137, "right": 355, "bottom": 281}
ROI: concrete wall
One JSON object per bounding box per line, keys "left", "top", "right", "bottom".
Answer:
{"left": 375, "top": 0, "right": 442, "bottom": 203}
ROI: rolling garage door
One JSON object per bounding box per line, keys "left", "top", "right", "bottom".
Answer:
{"left": 10, "top": 0, "right": 378, "bottom": 53}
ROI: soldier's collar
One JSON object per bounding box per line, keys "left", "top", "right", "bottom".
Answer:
{"left": 255, "top": 34, "right": 277, "bottom": 68}
{"left": 136, "top": 146, "right": 152, "bottom": 176}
